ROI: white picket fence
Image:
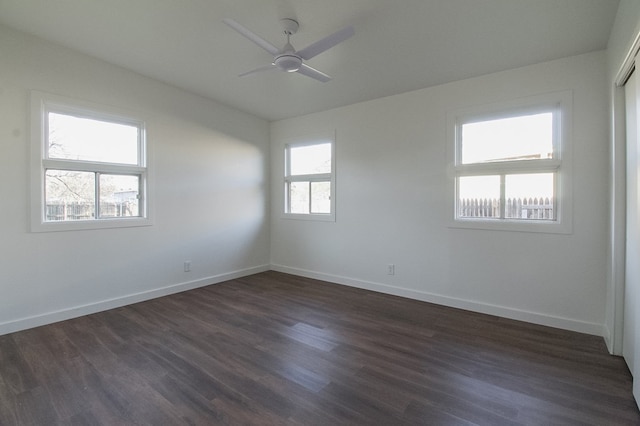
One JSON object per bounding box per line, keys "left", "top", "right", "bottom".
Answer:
{"left": 46, "top": 201, "right": 137, "bottom": 221}
{"left": 459, "top": 197, "right": 553, "bottom": 220}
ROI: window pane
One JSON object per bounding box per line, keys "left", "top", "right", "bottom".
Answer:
{"left": 45, "top": 170, "right": 95, "bottom": 221}
{"left": 48, "top": 112, "right": 139, "bottom": 164}
{"left": 505, "top": 173, "right": 554, "bottom": 220}
{"left": 100, "top": 175, "right": 140, "bottom": 218}
{"left": 461, "top": 112, "right": 553, "bottom": 164}
{"left": 458, "top": 175, "right": 500, "bottom": 218}
{"left": 289, "top": 143, "right": 331, "bottom": 175}
{"left": 289, "top": 181, "right": 309, "bottom": 214}
{"left": 311, "top": 181, "right": 331, "bottom": 214}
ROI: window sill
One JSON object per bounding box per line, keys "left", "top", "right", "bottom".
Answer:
{"left": 449, "top": 218, "right": 572, "bottom": 234}
{"left": 31, "top": 217, "right": 153, "bottom": 233}
{"left": 282, "top": 213, "right": 335, "bottom": 222}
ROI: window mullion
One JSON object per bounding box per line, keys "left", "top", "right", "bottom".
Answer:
{"left": 499, "top": 174, "right": 506, "bottom": 219}
{"left": 43, "top": 159, "right": 145, "bottom": 175}
{"left": 455, "top": 159, "right": 560, "bottom": 176}
{"left": 553, "top": 172, "right": 559, "bottom": 221}
{"left": 95, "top": 172, "right": 101, "bottom": 219}
{"left": 287, "top": 173, "right": 331, "bottom": 182}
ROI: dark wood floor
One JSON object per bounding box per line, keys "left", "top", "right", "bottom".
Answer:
{"left": 0, "top": 271, "right": 638, "bottom": 425}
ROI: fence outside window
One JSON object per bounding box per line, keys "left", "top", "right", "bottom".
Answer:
{"left": 45, "top": 200, "right": 138, "bottom": 221}
{"left": 459, "top": 197, "right": 554, "bottom": 220}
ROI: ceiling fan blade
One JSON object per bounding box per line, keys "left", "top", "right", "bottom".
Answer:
{"left": 223, "top": 18, "right": 280, "bottom": 56}
{"left": 238, "top": 64, "right": 277, "bottom": 77}
{"left": 297, "top": 25, "right": 354, "bottom": 60}
{"left": 296, "top": 63, "right": 331, "bottom": 82}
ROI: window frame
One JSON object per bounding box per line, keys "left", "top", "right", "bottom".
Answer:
{"left": 283, "top": 132, "right": 336, "bottom": 221}
{"left": 30, "top": 91, "right": 152, "bottom": 232}
{"left": 447, "top": 91, "right": 573, "bottom": 234}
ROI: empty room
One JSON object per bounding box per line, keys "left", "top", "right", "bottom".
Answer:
{"left": 1, "top": 0, "right": 640, "bottom": 424}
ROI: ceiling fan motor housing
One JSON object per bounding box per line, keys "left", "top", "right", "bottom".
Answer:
{"left": 274, "top": 54, "right": 302, "bottom": 72}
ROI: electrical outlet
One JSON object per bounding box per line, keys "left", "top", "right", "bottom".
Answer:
{"left": 184, "top": 261, "right": 191, "bottom": 272}
{"left": 387, "top": 264, "right": 395, "bottom": 275}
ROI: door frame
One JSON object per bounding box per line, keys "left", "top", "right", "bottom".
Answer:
{"left": 609, "top": 31, "right": 640, "bottom": 355}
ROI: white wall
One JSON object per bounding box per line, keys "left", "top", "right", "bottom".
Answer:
{"left": 0, "top": 19, "right": 615, "bottom": 338}
{"left": 605, "top": 0, "right": 640, "bottom": 354}
{"left": 271, "top": 51, "right": 609, "bottom": 335}
{"left": 0, "top": 24, "right": 271, "bottom": 335}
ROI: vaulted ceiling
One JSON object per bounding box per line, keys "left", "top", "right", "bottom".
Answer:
{"left": 0, "top": 0, "right": 619, "bottom": 121}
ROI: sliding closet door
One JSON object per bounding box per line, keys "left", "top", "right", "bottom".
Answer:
{"left": 625, "top": 67, "right": 640, "bottom": 404}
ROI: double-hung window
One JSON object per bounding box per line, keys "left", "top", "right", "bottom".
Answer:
{"left": 448, "top": 92, "right": 572, "bottom": 233}
{"left": 31, "top": 92, "right": 150, "bottom": 232}
{"left": 284, "top": 132, "right": 335, "bottom": 221}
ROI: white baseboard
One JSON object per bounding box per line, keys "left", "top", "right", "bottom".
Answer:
{"left": 2, "top": 263, "right": 605, "bottom": 338}
{"left": 271, "top": 264, "right": 605, "bottom": 337}
{"left": 0, "top": 264, "right": 270, "bottom": 336}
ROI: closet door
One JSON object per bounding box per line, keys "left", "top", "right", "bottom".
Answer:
{"left": 625, "top": 68, "right": 640, "bottom": 404}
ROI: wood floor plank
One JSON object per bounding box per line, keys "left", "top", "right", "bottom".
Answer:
{"left": 0, "top": 270, "right": 638, "bottom": 425}
{"left": 10, "top": 337, "right": 90, "bottom": 421}
{"left": 13, "top": 386, "right": 59, "bottom": 426}
{"left": 0, "top": 375, "right": 19, "bottom": 426}
{"left": 150, "top": 373, "right": 227, "bottom": 424}
{"left": 0, "top": 334, "right": 38, "bottom": 395}
{"left": 67, "top": 410, "right": 104, "bottom": 426}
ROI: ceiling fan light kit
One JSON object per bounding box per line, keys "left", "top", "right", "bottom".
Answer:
{"left": 274, "top": 54, "right": 302, "bottom": 72}
{"left": 223, "top": 17, "right": 354, "bottom": 82}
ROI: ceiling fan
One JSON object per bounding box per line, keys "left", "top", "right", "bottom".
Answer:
{"left": 223, "top": 17, "right": 354, "bottom": 82}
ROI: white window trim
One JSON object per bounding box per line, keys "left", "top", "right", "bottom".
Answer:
{"left": 282, "top": 131, "right": 336, "bottom": 222}
{"left": 446, "top": 91, "right": 573, "bottom": 234}
{"left": 30, "top": 91, "right": 153, "bottom": 232}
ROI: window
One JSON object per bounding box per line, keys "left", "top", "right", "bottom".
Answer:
{"left": 31, "top": 92, "right": 151, "bottom": 232}
{"left": 448, "top": 92, "right": 572, "bottom": 233}
{"left": 284, "top": 132, "right": 335, "bottom": 221}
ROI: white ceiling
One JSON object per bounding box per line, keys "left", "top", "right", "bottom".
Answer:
{"left": 0, "top": 0, "right": 619, "bottom": 121}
